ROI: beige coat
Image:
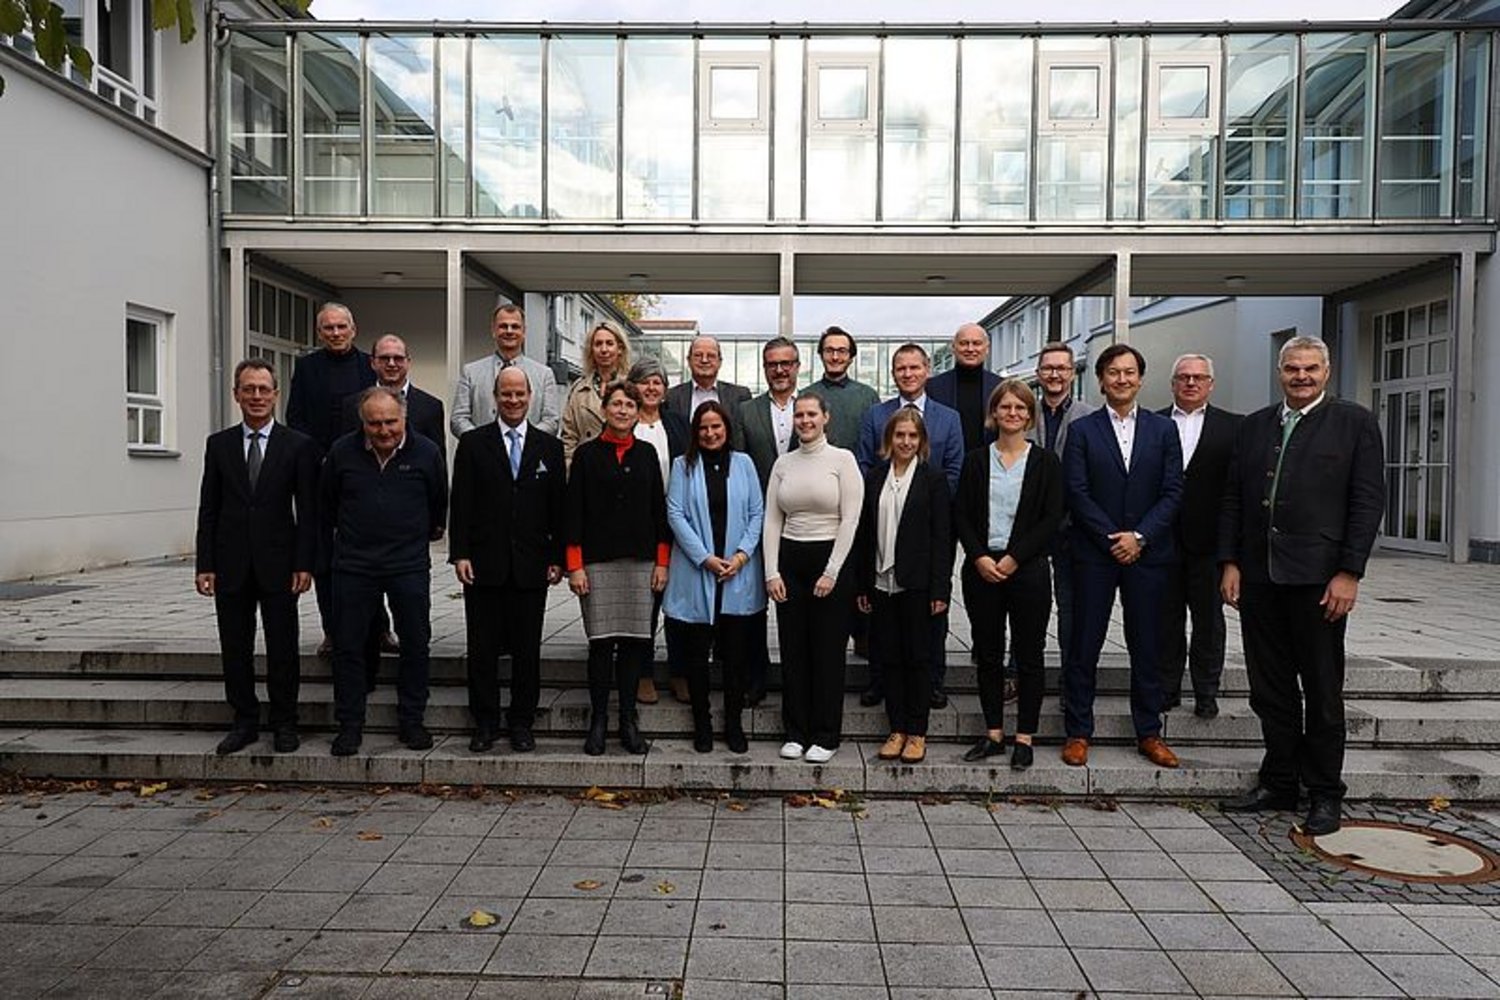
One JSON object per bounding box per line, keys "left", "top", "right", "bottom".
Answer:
{"left": 561, "top": 376, "right": 606, "bottom": 468}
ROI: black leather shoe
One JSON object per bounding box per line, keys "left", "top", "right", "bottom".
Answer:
{"left": 620, "top": 712, "right": 648, "bottom": 755}
{"left": 693, "top": 727, "right": 713, "bottom": 754}
{"left": 272, "top": 728, "right": 299, "bottom": 754}
{"left": 510, "top": 728, "right": 535, "bottom": 753}
{"left": 725, "top": 720, "right": 748, "bottom": 754}
{"left": 1194, "top": 698, "right": 1220, "bottom": 719}
{"left": 331, "top": 728, "right": 362, "bottom": 756}
{"left": 745, "top": 684, "right": 767, "bottom": 707}
{"left": 859, "top": 686, "right": 883, "bottom": 707}
{"left": 1163, "top": 693, "right": 1183, "bottom": 710}
{"left": 1221, "top": 786, "right": 1298, "bottom": 813}
{"left": 216, "top": 728, "right": 258, "bottom": 755}
{"left": 584, "top": 712, "right": 607, "bottom": 756}
{"left": 963, "top": 737, "right": 1006, "bottom": 762}
{"left": 400, "top": 724, "right": 433, "bottom": 751}
{"left": 929, "top": 688, "right": 949, "bottom": 710}
{"left": 1302, "top": 799, "right": 1342, "bottom": 836}
{"left": 1010, "top": 743, "right": 1034, "bottom": 771}
{"left": 469, "top": 728, "right": 497, "bottom": 753}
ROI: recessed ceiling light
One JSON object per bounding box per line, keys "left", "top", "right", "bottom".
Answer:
{"left": 381, "top": 271, "right": 404, "bottom": 285}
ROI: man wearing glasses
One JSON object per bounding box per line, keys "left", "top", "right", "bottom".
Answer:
{"left": 451, "top": 304, "right": 560, "bottom": 437}
{"left": 801, "top": 326, "right": 879, "bottom": 452}
{"left": 342, "top": 334, "right": 446, "bottom": 453}
{"left": 1157, "top": 354, "right": 1241, "bottom": 719}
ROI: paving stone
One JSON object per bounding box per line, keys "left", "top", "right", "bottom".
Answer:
{"left": 627, "top": 839, "right": 708, "bottom": 869}
{"left": 599, "top": 897, "right": 695, "bottom": 937}
{"left": 583, "top": 934, "right": 689, "bottom": 979}
{"left": 783, "top": 843, "right": 862, "bottom": 872}
{"left": 37, "top": 968, "right": 176, "bottom": 998}
{"left": 150, "top": 969, "right": 276, "bottom": 1000}
{"left": 880, "top": 942, "right": 987, "bottom": 988}
{"left": 783, "top": 987, "right": 885, "bottom": 1000}
{"left": 510, "top": 896, "right": 610, "bottom": 936}
{"left": 54, "top": 887, "right": 168, "bottom": 927}
{"left": 684, "top": 937, "right": 784, "bottom": 983}
{"left": 679, "top": 979, "right": 784, "bottom": 1000}
{"left": 1139, "top": 910, "right": 1254, "bottom": 952}
{"left": 861, "top": 845, "right": 943, "bottom": 875}
{"left": 1322, "top": 911, "right": 1449, "bottom": 953}
{"left": 292, "top": 929, "right": 407, "bottom": 972}
{"left": 871, "top": 903, "right": 966, "bottom": 944}
{"left": 997, "top": 825, "right": 1084, "bottom": 851}
{"left": 235, "top": 890, "right": 351, "bottom": 930}
{"left": 785, "top": 939, "right": 884, "bottom": 986}
{"left": 1198, "top": 879, "right": 1306, "bottom": 913}
{"left": 84, "top": 924, "right": 221, "bottom": 970}
{"left": 1170, "top": 849, "right": 1270, "bottom": 882}
{"left": 1268, "top": 951, "right": 1405, "bottom": 997}
{"left": 141, "top": 888, "right": 265, "bottom": 928}
{"left": 855, "top": 820, "right": 934, "bottom": 848}
{"left": 865, "top": 874, "right": 955, "bottom": 906}
{"left": 705, "top": 841, "right": 783, "bottom": 869}
{"left": 926, "top": 824, "right": 1005, "bottom": 849}
{"left": 469, "top": 837, "right": 558, "bottom": 866}
{"left": 1168, "top": 949, "right": 1296, "bottom": 995}
{"left": 1418, "top": 915, "right": 1500, "bottom": 954}
{"left": 530, "top": 865, "right": 624, "bottom": 898}
{"left": 1072, "top": 946, "right": 1193, "bottom": 994}
{"left": 446, "top": 864, "right": 543, "bottom": 898}
{"left": 1146, "top": 825, "right": 1238, "bottom": 853}
{"left": 1049, "top": 910, "right": 1156, "bottom": 949}
{"left": 469, "top": 976, "right": 582, "bottom": 999}
{"left": 961, "top": 906, "right": 1063, "bottom": 946}
{"left": 1014, "top": 849, "right": 1105, "bottom": 879}
{"left": 785, "top": 870, "right": 867, "bottom": 904}
{"left": 1093, "top": 848, "right": 1184, "bottom": 879}
{"left": 415, "top": 893, "right": 520, "bottom": 933}
{"left": 325, "top": 892, "right": 439, "bottom": 932}
{"left": 785, "top": 902, "right": 875, "bottom": 942}
{"left": 974, "top": 944, "right": 1089, "bottom": 992}
{"left": 185, "top": 926, "right": 316, "bottom": 972}
{"left": 360, "top": 862, "right": 461, "bottom": 896}
{"left": 1033, "top": 879, "right": 1130, "bottom": 912}
{"left": 699, "top": 868, "right": 782, "bottom": 902}
{"left": 712, "top": 819, "right": 785, "bottom": 844}
{"left": 366, "top": 974, "right": 480, "bottom": 999}
{"left": 693, "top": 898, "right": 783, "bottom": 938}
{"left": 485, "top": 933, "right": 595, "bottom": 977}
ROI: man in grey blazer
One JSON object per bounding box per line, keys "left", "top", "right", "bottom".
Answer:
{"left": 451, "top": 304, "right": 560, "bottom": 437}
{"left": 666, "top": 336, "right": 751, "bottom": 421}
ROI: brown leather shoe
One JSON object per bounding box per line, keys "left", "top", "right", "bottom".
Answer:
{"left": 670, "top": 677, "right": 690, "bottom": 704}
{"left": 900, "top": 735, "right": 926, "bottom": 764}
{"left": 1137, "top": 736, "right": 1180, "bottom": 769}
{"left": 1061, "top": 737, "right": 1090, "bottom": 767}
{"left": 636, "top": 677, "right": 659, "bottom": 704}
{"left": 877, "top": 733, "right": 906, "bottom": 760}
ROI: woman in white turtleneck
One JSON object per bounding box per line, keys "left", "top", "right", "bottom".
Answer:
{"left": 763, "top": 394, "right": 864, "bottom": 764}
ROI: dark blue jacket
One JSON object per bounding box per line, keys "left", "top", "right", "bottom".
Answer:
{"left": 287, "top": 347, "right": 377, "bottom": 451}
{"left": 319, "top": 431, "right": 447, "bottom": 576}
{"left": 1063, "top": 406, "right": 1183, "bottom": 567}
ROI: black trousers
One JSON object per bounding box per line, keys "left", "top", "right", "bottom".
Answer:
{"left": 463, "top": 582, "right": 546, "bottom": 732}
{"left": 1239, "top": 581, "right": 1348, "bottom": 803}
{"left": 869, "top": 545, "right": 954, "bottom": 695}
{"left": 671, "top": 614, "right": 751, "bottom": 730}
{"left": 964, "top": 558, "right": 1050, "bottom": 735}
{"left": 587, "top": 637, "right": 651, "bottom": 716}
{"left": 1160, "top": 550, "right": 1226, "bottom": 704}
{"left": 871, "top": 589, "right": 931, "bottom": 736}
{"left": 332, "top": 570, "right": 431, "bottom": 729}
{"left": 213, "top": 578, "right": 301, "bottom": 730}
{"left": 775, "top": 539, "right": 852, "bottom": 749}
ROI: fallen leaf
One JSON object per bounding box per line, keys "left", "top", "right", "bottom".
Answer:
{"left": 113, "top": 781, "right": 133, "bottom": 791}
{"left": 1428, "top": 795, "right": 1450, "bottom": 813}
{"left": 138, "top": 782, "right": 168, "bottom": 798}
{"left": 583, "top": 786, "right": 619, "bottom": 803}
{"left": 573, "top": 879, "right": 604, "bottom": 891}
{"left": 311, "top": 816, "right": 334, "bottom": 829}
{"left": 463, "top": 908, "right": 498, "bottom": 928}
{"left": 355, "top": 830, "right": 383, "bottom": 842}
{"left": 372, "top": 786, "right": 392, "bottom": 796}
{"left": 594, "top": 800, "right": 626, "bottom": 811}
{"left": 784, "top": 793, "right": 811, "bottom": 809}
{"left": 725, "top": 800, "right": 749, "bottom": 813}
{"left": 655, "top": 880, "right": 676, "bottom": 895}
{"left": 193, "top": 790, "right": 216, "bottom": 801}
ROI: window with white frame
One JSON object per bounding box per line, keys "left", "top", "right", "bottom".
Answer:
{"left": 1039, "top": 52, "right": 1111, "bottom": 132}
{"left": 1, "top": 0, "right": 159, "bottom": 123}
{"left": 809, "top": 54, "right": 879, "bottom": 133}
{"left": 700, "top": 53, "right": 771, "bottom": 132}
{"left": 125, "top": 305, "right": 171, "bottom": 449}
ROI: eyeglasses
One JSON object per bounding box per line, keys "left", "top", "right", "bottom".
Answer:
{"left": 764, "top": 360, "right": 799, "bottom": 371}
{"left": 1173, "top": 373, "right": 1212, "bottom": 384}
{"left": 495, "top": 323, "right": 523, "bottom": 331}
{"left": 236, "top": 385, "right": 276, "bottom": 396}
{"left": 1038, "top": 365, "right": 1072, "bottom": 375}
{"left": 374, "top": 354, "right": 408, "bottom": 363}
{"left": 821, "top": 346, "right": 851, "bottom": 356}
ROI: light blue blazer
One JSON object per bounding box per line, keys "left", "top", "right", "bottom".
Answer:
{"left": 663, "top": 452, "right": 767, "bottom": 624}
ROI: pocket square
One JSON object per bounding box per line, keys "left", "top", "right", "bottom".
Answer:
{"left": 535, "top": 460, "right": 549, "bottom": 475}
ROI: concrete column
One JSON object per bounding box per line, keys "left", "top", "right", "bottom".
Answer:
{"left": 778, "top": 250, "right": 795, "bottom": 339}
{"left": 226, "top": 245, "right": 246, "bottom": 427}
{"left": 1452, "top": 250, "right": 1477, "bottom": 564}
{"left": 1112, "top": 251, "right": 1132, "bottom": 344}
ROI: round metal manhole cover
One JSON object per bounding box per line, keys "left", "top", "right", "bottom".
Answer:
{"left": 1291, "top": 820, "right": 1500, "bottom": 885}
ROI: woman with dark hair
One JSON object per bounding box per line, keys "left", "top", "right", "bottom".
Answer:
{"left": 854, "top": 407, "right": 951, "bottom": 764}
{"left": 763, "top": 394, "right": 864, "bottom": 764}
{"left": 566, "top": 379, "right": 671, "bottom": 756}
{"left": 663, "top": 401, "right": 765, "bottom": 753}
{"left": 953, "top": 379, "right": 1064, "bottom": 770}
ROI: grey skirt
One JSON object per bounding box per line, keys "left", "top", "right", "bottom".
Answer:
{"left": 579, "top": 559, "right": 656, "bottom": 640}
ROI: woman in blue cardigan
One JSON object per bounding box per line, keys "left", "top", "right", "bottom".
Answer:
{"left": 663, "top": 401, "right": 766, "bottom": 753}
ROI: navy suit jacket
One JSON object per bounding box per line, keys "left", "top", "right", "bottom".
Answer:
{"left": 927, "top": 365, "right": 1002, "bottom": 448}
{"left": 1063, "top": 406, "right": 1184, "bottom": 567}
{"left": 856, "top": 397, "right": 965, "bottom": 493}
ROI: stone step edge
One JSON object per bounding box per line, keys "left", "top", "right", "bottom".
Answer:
{"left": 2, "top": 728, "right": 1498, "bottom": 801}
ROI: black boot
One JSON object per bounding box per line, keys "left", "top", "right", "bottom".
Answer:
{"left": 693, "top": 718, "right": 713, "bottom": 754}
{"left": 584, "top": 711, "right": 607, "bottom": 756}
{"left": 722, "top": 657, "right": 748, "bottom": 753}
{"left": 620, "top": 709, "right": 648, "bottom": 755}
{"left": 724, "top": 713, "right": 748, "bottom": 754}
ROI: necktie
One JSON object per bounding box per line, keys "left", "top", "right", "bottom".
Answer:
{"left": 247, "top": 431, "right": 263, "bottom": 490}
{"left": 1268, "top": 409, "right": 1301, "bottom": 510}
{"left": 507, "top": 428, "right": 522, "bottom": 479}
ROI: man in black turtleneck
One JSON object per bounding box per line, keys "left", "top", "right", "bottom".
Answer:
{"left": 928, "top": 323, "right": 1001, "bottom": 453}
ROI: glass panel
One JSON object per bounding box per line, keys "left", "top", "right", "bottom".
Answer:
{"left": 1403, "top": 391, "right": 1422, "bottom": 465}
{"left": 882, "top": 38, "right": 955, "bottom": 221}
{"left": 126, "top": 407, "right": 140, "bottom": 446}
{"left": 277, "top": 288, "right": 294, "bottom": 340}
{"left": 1457, "top": 34, "right": 1490, "bottom": 217}
{"left": 960, "top": 37, "right": 1032, "bottom": 221}
{"left": 1406, "top": 344, "right": 1427, "bottom": 378}
{"left": 710, "top": 67, "right": 759, "bottom": 119}
{"left": 125, "top": 319, "right": 156, "bottom": 395}
{"left": 1049, "top": 66, "right": 1100, "bottom": 119}
{"left": 1431, "top": 299, "right": 1450, "bottom": 334}
{"left": 1429, "top": 339, "right": 1450, "bottom": 374}
{"left": 806, "top": 41, "right": 878, "bottom": 222}
{"left": 1385, "top": 347, "right": 1404, "bottom": 380}
{"left": 248, "top": 279, "right": 262, "bottom": 333}
{"left": 701, "top": 129, "right": 769, "bottom": 219}
{"left": 368, "top": 34, "right": 436, "bottom": 217}
{"left": 1379, "top": 32, "right": 1455, "bottom": 218}
{"left": 261, "top": 284, "right": 278, "bottom": 338}
{"left": 97, "top": 0, "right": 131, "bottom": 78}
{"left": 1428, "top": 387, "right": 1447, "bottom": 463}
{"left": 1387, "top": 308, "right": 1406, "bottom": 343}
{"left": 623, "top": 38, "right": 693, "bottom": 219}
{"left": 439, "top": 36, "right": 467, "bottom": 216}
{"left": 548, "top": 35, "right": 618, "bottom": 219}
{"left": 1146, "top": 136, "right": 1215, "bottom": 219}
{"left": 1224, "top": 34, "right": 1295, "bottom": 219}
{"left": 773, "top": 38, "right": 803, "bottom": 221}
{"left": 1038, "top": 136, "right": 1107, "bottom": 220}
{"left": 472, "top": 36, "right": 543, "bottom": 218}
{"left": 1408, "top": 303, "right": 1429, "bottom": 338}
{"left": 1113, "top": 36, "right": 1143, "bottom": 219}
{"left": 140, "top": 0, "right": 155, "bottom": 99}
{"left": 1427, "top": 468, "right": 1446, "bottom": 542}
{"left": 142, "top": 407, "right": 162, "bottom": 446}
{"left": 301, "top": 33, "right": 363, "bottom": 215}
{"left": 1402, "top": 467, "right": 1420, "bottom": 538}
{"left": 228, "top": 31, "right": 289, "bottom": 213}
{"left": 818, "top": 66, "right": 869, "bottom": 120}
{"left": 1159, "top": 65, "right": 1210, "bottom": 118}
{"left": 1301, "top": 33, "right": 1374, "bottom": 219}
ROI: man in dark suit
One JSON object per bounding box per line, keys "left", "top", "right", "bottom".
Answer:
{"left": 287, "top": 302, "right": 376, "bottom": 657}
{"left": 450, "top": 366, "right": 566, "bottom": 754}
{"left": 1219, "top": 336, "right": 1384, "bottom": 836}
{"left": 666, "top": 335, "right": 751, "bottom": 422}
{"left": 927, "top": 322, "right": 1001, "bottom": 453}
{"left": 1061, "top": 343, "right": 1183, "bottom": 770}
{"left": 1158, "top": 353, "right": 1242, "bottom": 719}
{"left": 195, "top": 358, "right": 319, "bottom": 755}
{"left": 857, "top": 344, "right": 966, "bottom": 707}
{"left": 341, "top": 334, "right": 446, "bottom": 452}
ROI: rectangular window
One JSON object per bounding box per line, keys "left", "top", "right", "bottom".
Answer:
{"left": 125, "top": 306, "right": 170, "bottom": 450}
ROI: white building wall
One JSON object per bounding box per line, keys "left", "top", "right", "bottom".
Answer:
{"left": 0, "top": 70, "right": 212, "bottom": 579}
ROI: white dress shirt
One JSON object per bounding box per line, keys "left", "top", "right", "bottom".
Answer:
{"left": 242, "top": 419, "right": 274, "bottom": 458}
{"left": 1109, "top": 405, "right": 1138, "bottom": 471}
{"left": 769, "top": 392, "right": 796, "bottom": 455}
{"left": 690, "top": 381, "right": 722, "bottom": 419}
{"left": 1171, "top": 404, "right": 1206, "bottom": 468}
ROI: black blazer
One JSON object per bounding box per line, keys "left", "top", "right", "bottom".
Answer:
{"left": 854, "top": 460, "right": 952, "bottom": 602}
{"left": 341, "top": 384, "right": 446, "bottom": 456}
{"left": 1156, "top": 404, "right": 1243, "bottom": 556}
{"left": 449, "top": 422, "right": 566, "bottom": 589}
{"left": 1219, "top": 397, "right": 1385, "bottom": 586}
{"left": 665, "top": 380, "right": 752, "bottom": 422}
{"left": 927, "top": 365, "right": 1003, "bottom": 449}
{"left": 566, "top": 436, "right": 671, "bottom": 564}
{"left": 195, "top": 423, "right": 319, "bottom": 591}
{"left": 734, "top": 392, "right": 798, "bottom": 490}
{"left": 954, "top": 443, "right": 1065, "bottom": 569}
{"left": 286, "top": 347, "right": 376, "bottom": 451}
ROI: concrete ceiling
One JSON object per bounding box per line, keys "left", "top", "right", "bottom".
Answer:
{"left": 1128, "top": 252, "right": 1451, "bottom": 297}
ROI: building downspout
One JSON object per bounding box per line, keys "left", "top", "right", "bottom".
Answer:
{"left": 207, "top": 1, "right": 228, "bottom": 426}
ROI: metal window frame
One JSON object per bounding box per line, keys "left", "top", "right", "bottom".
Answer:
{"left": 807, "top": 52, "right": 880, "bottom": 134}
{"left": 1038, "top": 50, "right": 1112, "bottom": 133}
{"left": 698, "top": 50, "right": 772, "bottom": 132}
{"left": 1146, "top": 49, "right": 1221, "bottom": 133}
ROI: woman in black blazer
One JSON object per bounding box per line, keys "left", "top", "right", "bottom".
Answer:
{"left": 954, "top": 380, "right": 1064, "bottom": 769}
{"left": 855, "top": 407, "right": 951, "bottom": 764}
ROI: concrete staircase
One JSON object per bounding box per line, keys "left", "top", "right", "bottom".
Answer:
{"left": 3, "top": 643, "right": 1499, "bottom": 800}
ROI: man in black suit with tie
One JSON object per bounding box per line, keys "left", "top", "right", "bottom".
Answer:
{"left": 1158, "top": 353, "right": 1242, "bottom": 719}
{"left": 341, "top": 334, "right": 446, "bottom": 453}
{"left": 450, "top": 366, "right": 567, "bottom": 753}
{"left": 666, "top": 336, "right": 751, "bottom": 422}
{"left": 1220, "top": 336, "right": 1384, "bottom": 836}
{"left": 195, "top": 358, "right": 319, "bottom": 754}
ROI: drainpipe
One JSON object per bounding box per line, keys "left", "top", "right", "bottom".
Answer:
{"left": 208, "top": 1, "right": 228, "bottom": 426}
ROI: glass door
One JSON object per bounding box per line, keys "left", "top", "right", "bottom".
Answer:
{"left": 1373, "top": 299, "right": 1452, "bottom": 555}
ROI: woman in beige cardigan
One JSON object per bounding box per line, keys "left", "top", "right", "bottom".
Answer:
{"left": 561, "top": 321, "right": 633, "bottom": 467}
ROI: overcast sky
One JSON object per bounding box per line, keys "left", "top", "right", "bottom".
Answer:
{"left": 312, "top": 0, "right": 1399, "bottom": 337}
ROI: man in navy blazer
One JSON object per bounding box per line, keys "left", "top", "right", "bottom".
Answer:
{"left": 195, "top": 358, "right": 319, "bottom": 755}
{"left": 857, "top": 344, "right": 965, "bottom": 707}
{"left": 926, "top": 323, "right": 1001, "bottom": 453}
{"left": 1061, "top": 343, "right": 1183, "bottom": 770}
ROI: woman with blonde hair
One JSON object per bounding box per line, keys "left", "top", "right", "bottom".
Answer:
{"left": 562, "top": 321, "right": 633, "bottom": 467}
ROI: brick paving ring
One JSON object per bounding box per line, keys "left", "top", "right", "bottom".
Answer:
{"left": 1291, "top": 819, "right": 1500, "bottom": 885}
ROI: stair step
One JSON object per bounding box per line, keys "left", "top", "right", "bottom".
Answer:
{"left": 3, "top": 727, "right": 1497, "bottom": 801}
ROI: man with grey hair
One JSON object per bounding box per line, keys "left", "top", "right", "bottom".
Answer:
{"left": 451, "top": 303, "right": 560, "bottom": 437}
{"left": 1219, "top": 335, "right": 1384, "bottom": 836}
{"left": 1156, "top": 353, "right": 1241, "bottom": 719}
{"left": 666, "top": 335, "right": 750, "bottom": 421}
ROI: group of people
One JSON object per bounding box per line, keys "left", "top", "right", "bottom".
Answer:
{"left": 196, "top": 298, "right": 1383, "bottom": 836}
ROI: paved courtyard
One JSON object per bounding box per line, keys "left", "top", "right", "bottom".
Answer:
{"left": 2, "top": 782, "right": 1498, "bottom": 999}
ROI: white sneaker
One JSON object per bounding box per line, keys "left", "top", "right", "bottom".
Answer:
{"left": 804, "top": 744, "right": 836, "bottom": 764}
{"left": 779, "top": 741, "right": 804, "bottom": 760}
